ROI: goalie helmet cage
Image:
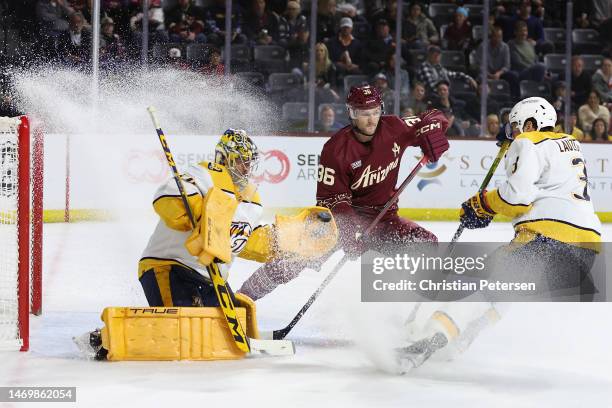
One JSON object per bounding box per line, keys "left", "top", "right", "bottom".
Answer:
{"left": 0, "top": 115, "right": 43, "bottom": 352}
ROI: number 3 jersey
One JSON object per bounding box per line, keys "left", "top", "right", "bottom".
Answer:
{"left": 485, "top": 131, "right": 602, "bottom": 246}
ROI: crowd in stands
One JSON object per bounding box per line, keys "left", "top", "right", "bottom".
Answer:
{"left": 0, "top": 0, "right": 611, "bottom": 139}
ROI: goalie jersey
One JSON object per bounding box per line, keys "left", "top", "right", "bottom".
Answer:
{"left": 485, "top": 131, "right": 602, "bottom": 247}
{"left": 139, "top": 161, "right": 271, "bottom": 281}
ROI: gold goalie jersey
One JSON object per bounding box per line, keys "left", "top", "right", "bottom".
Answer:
{"left": 485, "top": 131, "right": 602, "bottom": 246}
{"left": 139, "top": 161, "right": 268, "bottom": 281}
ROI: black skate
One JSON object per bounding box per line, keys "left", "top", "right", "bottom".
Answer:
{"left": 73, "top": 329, "right": 108, "bottom": 361}
{"left": 396, "top": 332, "right": 448, "bottom": 374}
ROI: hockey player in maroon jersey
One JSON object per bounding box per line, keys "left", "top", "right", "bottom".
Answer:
{"left": 239, "top": 85, "right": 449, "bottom": 300}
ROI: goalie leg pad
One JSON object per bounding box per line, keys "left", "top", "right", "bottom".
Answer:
{"left": 139, "top": 262, "right": 238, "bottom": 307}
{"left": 99, "top": 306, "right": 248, "bottom": 361}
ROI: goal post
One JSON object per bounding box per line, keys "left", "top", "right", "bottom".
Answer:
{"left": 0, "top": 115, "right": 43, "bottom": 351}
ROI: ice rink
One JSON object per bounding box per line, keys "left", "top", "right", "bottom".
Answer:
{"left": 1, "top": 219, "right": 611, "bottom": 407}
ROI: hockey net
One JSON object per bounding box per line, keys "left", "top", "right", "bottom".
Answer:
{"left": 0, "top": 116, "right": 43, "bottom": 351}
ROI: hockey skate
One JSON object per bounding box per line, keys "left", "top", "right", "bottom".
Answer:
{"left": 396, "top": 332, "right": 448, "bottom": 374}
{"left": 73, "top": 329, "right": 108, "bottom": 361}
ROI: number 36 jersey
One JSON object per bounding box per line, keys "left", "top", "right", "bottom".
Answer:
{"left": 485, "top": 131, "right": 602, "bottom": 246}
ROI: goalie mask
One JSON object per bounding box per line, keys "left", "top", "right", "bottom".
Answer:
{"left": 215, "top": 129, "right": 260, "bottom": 195}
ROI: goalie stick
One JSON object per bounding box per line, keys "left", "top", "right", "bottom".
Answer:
{"left": 446, "top": 140, "right": 511, "bottom": 255}
{"left": 147, "top": 106, "right": 293, "bottom": 356}
{"left": 264, "top": 155, "right": 430, "bottom": 340}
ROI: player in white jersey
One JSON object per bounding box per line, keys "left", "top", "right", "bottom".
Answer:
{"left": 397, "top": 97, "right": 602, "bottom": 372}
{"left": 138, "top": 129, "right": 338, "bottom": 308}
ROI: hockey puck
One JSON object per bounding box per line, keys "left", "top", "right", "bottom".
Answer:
{"left": 317, "top": 211, "right": 332, "bottom": 222}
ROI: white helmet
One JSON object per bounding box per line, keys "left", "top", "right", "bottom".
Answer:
{"left": 506, "top": 97, "right": 557, "bottom": 138}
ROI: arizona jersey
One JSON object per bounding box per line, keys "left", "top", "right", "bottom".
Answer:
{"left": 486, "top": 131, "right": 602, "bottom": 246}
{"left": 316, "top": 114, "right": 433, "bottom": 221}
{"left": 140, "top": 161, "right": 267, "bottom": 281}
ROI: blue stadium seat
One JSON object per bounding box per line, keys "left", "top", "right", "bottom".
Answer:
{"left": 572, "top": 29, "right": 601, "bottom": 54}
{"left": 343, "top": 75, "right": 369, "bottom": 92}
{"left": 282, "top": 102, "right": 309, "bottom": 121}
{"left": 268, "top": 73, "right": 302, "bottom": 92}
{"left": 544, "top": 54, "right": 567, "bottom": 75}
{"left": 235, "top": 72, "right": 265, "bottom": 88}
{"left": 520, "top": 80, "right": 551, "bottom": 99}
{"left": 441, "top": 50, "right": 465, "bottom": 71}
{"left": 581, "top": 54, "right": 604, "bottom": 74}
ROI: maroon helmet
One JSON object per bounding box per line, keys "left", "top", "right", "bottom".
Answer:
{"left": 346, "top": 85, "right": 384, "bottom": 117}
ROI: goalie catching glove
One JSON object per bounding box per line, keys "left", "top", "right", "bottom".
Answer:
{"left": 460, "top": 190, "right": 495, "bottom": 229}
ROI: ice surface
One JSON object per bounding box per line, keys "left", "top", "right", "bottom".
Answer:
{"left": 1, "top": 220, "right": 611, "bottom": 408}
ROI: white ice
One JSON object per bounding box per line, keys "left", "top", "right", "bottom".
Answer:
{"left": 1, "top": 219, "right": 611, "bottom": 408}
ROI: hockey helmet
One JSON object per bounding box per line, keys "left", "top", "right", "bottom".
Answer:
{"left": 505, "top": 97, "right": 557, "bottom": 139}
{"left": 215, "top": 129, "right": 260, "bottom": 191}
{"left": 346, "top": 85, "right": 384, "bottom": 119}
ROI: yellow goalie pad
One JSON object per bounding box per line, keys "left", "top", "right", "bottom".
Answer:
{"left": 99, "top": 304, "right": 260, "bottom": 361}
{"left": 185, "top": 187, "right": 238, "bottom": 265}
{"left": 274, "top": 206, "right": 338, "bottom": 261}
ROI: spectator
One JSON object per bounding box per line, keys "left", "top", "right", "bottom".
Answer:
{"left": 405, "top": 2, "right": 438, "bottom": 49}
{"left": 551, "top": 81, "right": 567, "bottom": 115}
{"left": 314, "top": 42, "right": 337, "bottom": 89}
{"left": 569, "top": 56, "right": 592, "bottom": 107}
{"left": 508, "top": 20, "right": 546, "bottom": 83}
{"left": 56, "top": 11, "right": 91, "bottom": 66}
{"left": 418, "top": 45, "right": 477, "bottom": 95}
{"left": 405, "top": 81, "right": 428, "bottom": 115}
{"left": 36, "top": 0, "right": 73, "bottom": 39}
{"left": 429, "top": 80, "right": 466, "bottom": 136}
{"left": 284, "top": 1, "right": 308, "bottom": 41}
{"left": 166, "top": 47, "right": 190, "bottom": 70}
{"left": 382, "top": 52, "right": 410, "bottom": 103}
{"left": 203, "top": 0, "right": 247, "bottom": 46}
{"left": 589, "top": 118, "right": 610, "bottom": 141}
{"left": 102, "top": 0, "right": 132, "bottom": 41}
{"left": 200, "top": 47, "right": 224, "bottom": 76}
{"left": 554, "top": 112, "right": 585, "bottom": 140}
{"left": 168, "top": 18, "right": 207, "bottom": 44}
{"left": 130, "top": 0, "right": 168, "bottom": 46}
{"left": 364, "top": 19, "right": 394, "bottom": 75}
{"left": 165, "top": 0, "right": 205, "bottom": 28}
{"left": 484, "top": 114, "right": 500, "bottom": 138}
{"left": 474, "top": 25, "right": 518, "bottom": 98}
{"left": 244, "top": 0, "right": 286, "bottom": 46}
{"left": 99, "top": 17, "right": 126, "bottom": 66}
{"left": 373, "top": 72, "right": 396, "bottom": 109}
{"left": 444, "top": 7, "right": 472, "bottom": 51}
{"left": 69, "top": 0, "right": 92, "bottom": 28}
{"left": 592, "top": 57, "right": 612, "bottom": 104}
{"left": 317, "top": 0, "right": 338, "bottom": 42}
{"left": 578, "top": 90, "right": 610, "bottom": 133}
{"left": 327, "top": 17, "right": 364, "bottom": 76}
{"left": 501, "top": 0, "right": 552, "bottom": 55}
{"left": 317, "top": 105, "right": 344, "bottom": 131}
{"left": 287, "top": 25, "right": 310, "bottom": 72}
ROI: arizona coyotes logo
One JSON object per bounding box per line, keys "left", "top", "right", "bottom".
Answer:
{"left": 351, "top": 158, "right": 399, "bottom": 190}
{"left": 392, "top": 142, "right": 400, "bottom": 157}
{"left": 230, "top": 221, "right": 252, "bottom": 253}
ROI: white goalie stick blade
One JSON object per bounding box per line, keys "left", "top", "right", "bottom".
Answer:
{"left": 249, "top": 338, "right": 295, "bottom": 356}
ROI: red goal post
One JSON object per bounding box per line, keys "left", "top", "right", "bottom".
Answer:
{"left": 0, "top": 115, "right": 43, "bottom": 351}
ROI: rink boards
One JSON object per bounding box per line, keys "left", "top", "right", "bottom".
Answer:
{"left": 36, "top": 134, "right": 612, "bottom": 221}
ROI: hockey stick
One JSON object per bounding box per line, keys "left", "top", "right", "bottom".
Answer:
{"left": 447, "top": 140, "right": 511, "bottom": 254}
{"left": 147, "top": 106, "right": 293, "bottom": 356}
{"left": 267, "top": 156, "right": 430, "bottom": 340}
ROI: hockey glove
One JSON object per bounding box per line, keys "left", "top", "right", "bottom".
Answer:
{"left": 417, "top": 110, "right": 450, "bottom": 163}
{"left": 460, "top": 191, "right": 495, "bottom": 229}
